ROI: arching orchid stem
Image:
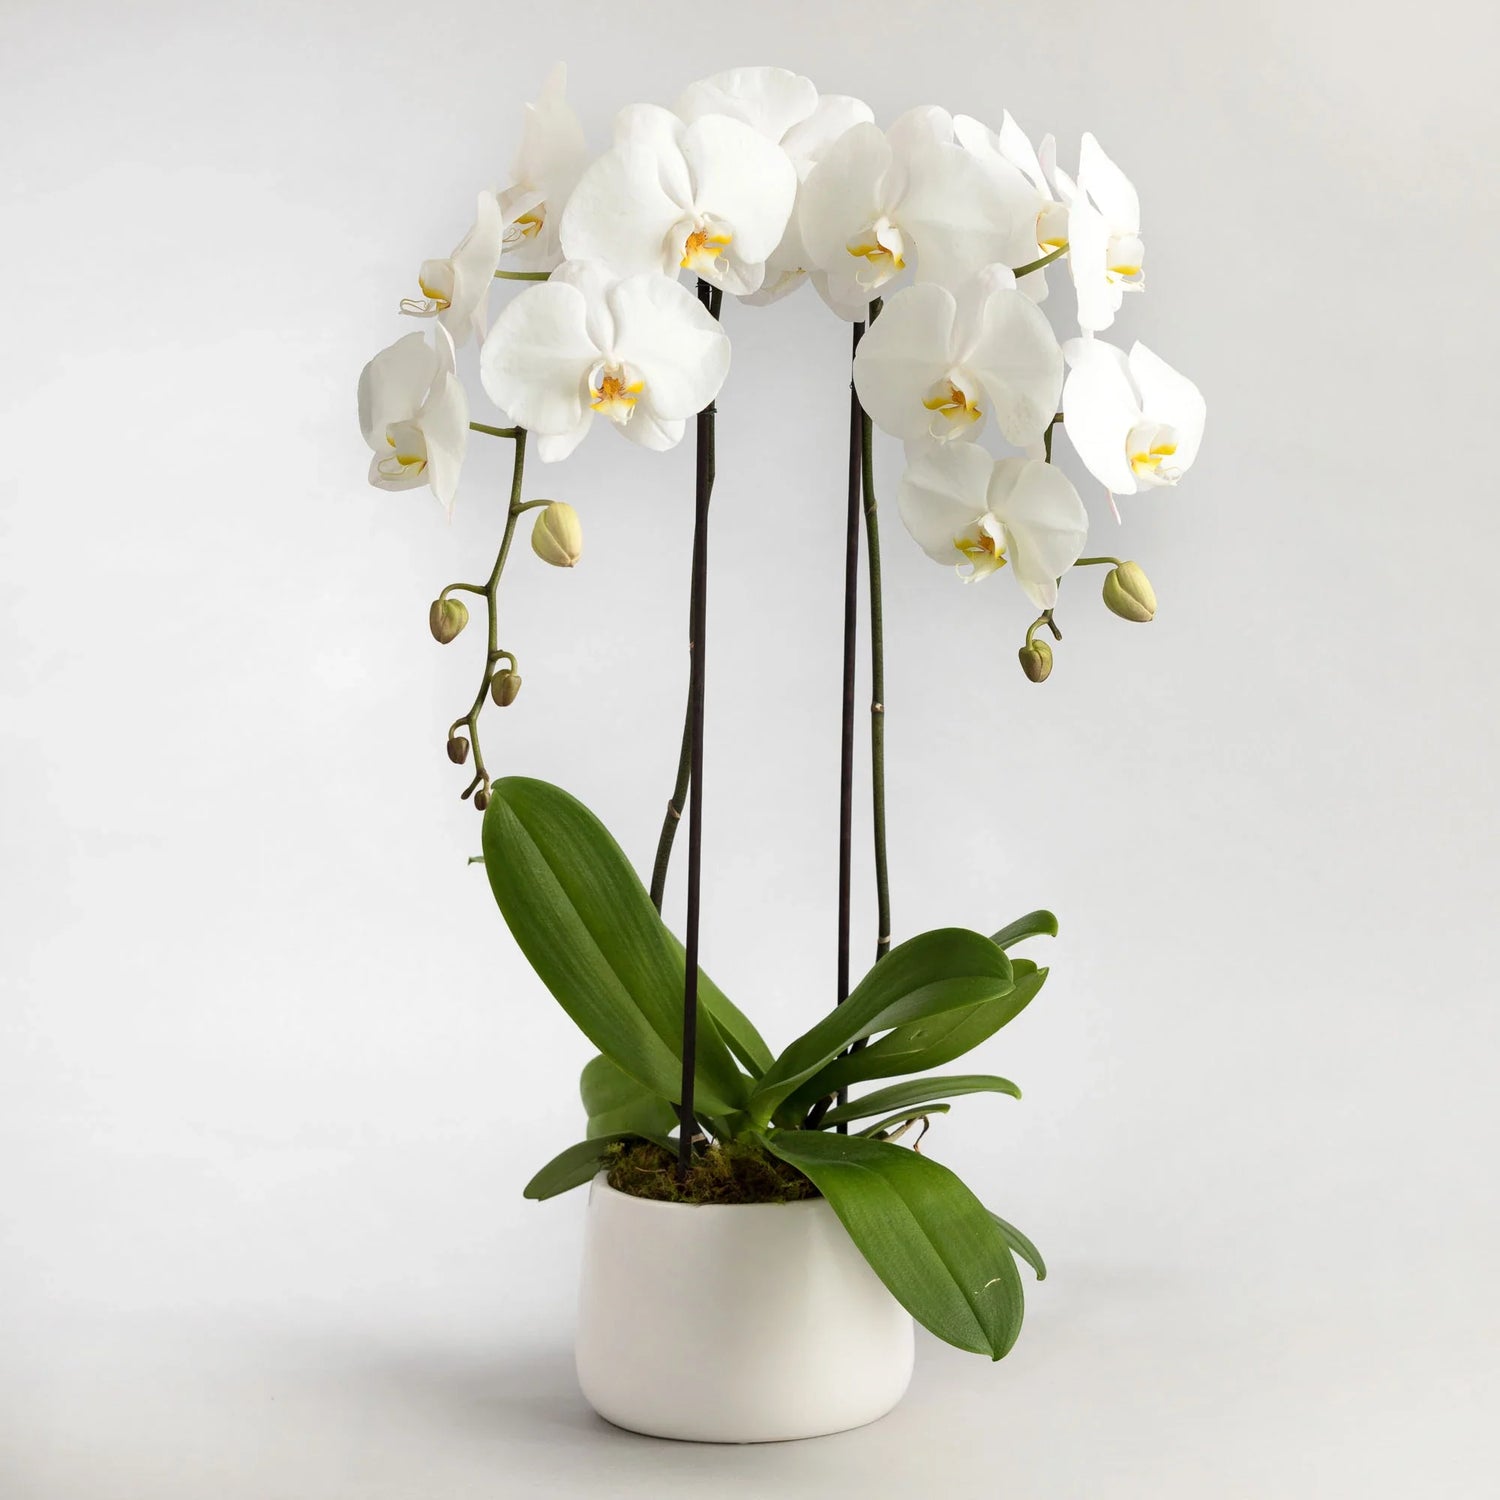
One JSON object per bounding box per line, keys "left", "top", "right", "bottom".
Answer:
{"left": 1043, "top": 411, "right": 1065, "bottom": 463}
{"left": 470, "top": 421, "right": 521, "bottom": 439}
{"left": 442, "top": 429, "right": 528, "bottom": 804}
{"left": 676, "top": 279, "right": 720, "bottom": 1179}
{"left": 1074, "top": 555, "right": 1124, "bottom": 567}
{"left": 1014, "top": 243, "right": 1069, "bottom": 279}
{"left": 492, "top": 269, "right": 552, "bottom": 282}
{"left": 649, "top": 286, "right": 723, "bottom": 912}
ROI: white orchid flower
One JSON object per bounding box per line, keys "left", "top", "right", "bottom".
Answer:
{"left": 675, "top": 68, "right": 874, "bottom": 307}
{"left": 478, "top": 260, "right": 730, "bottom": 462}
{"left": 558, "top": 104, "right": 796, "bottom": 296}
{"left": 1062, "top": 338, "right": 1205, "bottom": 499}
{"left": 798, "top": 114, "right": 1038, "bottom": 319}
{"left": 951, "top": 112, "right": 1067, "bottom": 301}
{"left": 399, "top": 192, "right": 504, "bottom": 346}
{"left": 358, "top": 330, "right": 469, "bottom": 512}
{"left": 1050, "top": 134, "right": 1143, "bottom": 332}
{"left": 853, "top": 265, "right": 1062, "bottom": 447}
{"left": 898, "top": 443, "right": 1088, "bottom": 609}
{"left": 497, "top": 63, "right": 588, "bottom": 274}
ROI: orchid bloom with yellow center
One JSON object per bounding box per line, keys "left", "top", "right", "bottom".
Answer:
{"left": 357, "top": 330, "right": 469, "bottom": 512}
{"left": 559, "top": 103, "right": 796, "bottom": 297}
{"left": 479, "top": 260, "right": 730, "bottom": 462}
{"left": 1061, "top": 338, "right": 1205, "bottom": 507}
{"left": 495, "top": 64, "right": 588, "bottom": 274}
{"left": 797, "top": 109, "right": 1039, "bottom": 320}
{"left": 898, "top": 442, "right": 1089, "bottom": 607}
{"left": 399, "top": 192, "right": 504, "bottom": 347}
{"left": 1049, "top": 134, "right": 1144, "bottom": 333}
{"left": 853, "top": 265, "right": 1063, "bottom": 447}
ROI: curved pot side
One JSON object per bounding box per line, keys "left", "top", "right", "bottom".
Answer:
{"left": 575, "top": 1175, "right": 915, "bottom": 1443}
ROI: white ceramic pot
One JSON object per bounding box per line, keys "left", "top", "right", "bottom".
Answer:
{"left": 574, "top": 1174, "right": 914, "bottom": 1443}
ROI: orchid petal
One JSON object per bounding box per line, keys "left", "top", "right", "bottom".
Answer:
{"left": 444, "top": 190, "right": 504, "bottom": 344}
{"left": 987, "top": 458, "right": 1089, "bottom": 609}
{"left": 1078, "top": 133, "right": 1139, "bottom": 233}
{"left": 1065, "top": 194, "right": 1122, "bottom": 332}
{"left": 560, "top": 137, "right": 683, "bottom": 277}
{"left": 1061, "top": 337, "right": 1141, "bottom": 494}
{"left": 897, "top": 442, "right": 994, "bottom": 567}
{"left": 900, "top": 143, "right": 1037, "bottom": 292}
{"left": 419, "top": 368, "right": 470, "bottom": 513}
{"left": 799, "top": 121, "right": 892, "bottom": 315}
{"left": 616, "top": 406, "right": 687, "bottom": 451}
{"left": 479, "top": 281, "right": 596, "bottom": 436}
{"left": 679, "top": 114, "right": 797, "bottom": 265}
{"left": 781, "top": 93, "right": 875, "bottom": 173}
{"left": 609, "top": 273, "right": 730, "bottom": 419}
{"left": 967, "top": 285, "right": 1064, "bottom": 445}
{"left": 676, "top": 66, "right": 818, "bottom": 143}
{"left": 1128, "top": 343, "right": 1206, "bottom": 474}
{"left": 853, "top": 282, "right": 960, "bottom": 445}
{"left": 358, "top": 333, "right": 437, "bottom": 453}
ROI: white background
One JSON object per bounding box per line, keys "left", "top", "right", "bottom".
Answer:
{"left": 4, "top": 1, "right": 1498, "bottom": 1495}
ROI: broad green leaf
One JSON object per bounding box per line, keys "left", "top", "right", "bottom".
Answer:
{"left": 674, "top": 942, "right": 773, "bottom": 1076}
{"left": 758, "top": 1130, "right": 1024, "bottom": 1359}
{"left": 784, "top": 962, "right": 1048, "bottom": 1115}
{"left": 990, "top": 910, "right": 1058, "bottom": 949}
{"left": 821, "top": 1074, "right": 1022, "bottom": 1127}
{"left": 482, "top": 778, "right": 748, "bottom": 1115}
{"left": 523, "top": 1131, "right": 674, "bottom": 1201}
{"left": 854, "top": 1103, "right": 950, "bottom": 1138}
{"left": 580, "top": 1054, "right": 679, "bottom": 1139}
{"left": 989, "top": 1209, "right": 1047, "bottom": 1281}
{"left": 748, "top": 929, "right": 1013, "bottom": 1125}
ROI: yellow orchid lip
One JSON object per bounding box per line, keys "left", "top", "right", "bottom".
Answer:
{"left": 681, "top": 226, "right": 733, "bottom": 271}
{"left": 589, "top": 370, "right": 646, "bottom": 420}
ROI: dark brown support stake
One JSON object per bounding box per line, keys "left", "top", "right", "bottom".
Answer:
{"left": 677, "top": 278, "right": 720, "bottom": 1178}
{"left": 834, "top": 317, "right": 867, "bottom": 1131}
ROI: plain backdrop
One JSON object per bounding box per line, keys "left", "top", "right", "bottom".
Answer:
{"left": 3, "top": 1, "right": 1498, "bottom": 1495}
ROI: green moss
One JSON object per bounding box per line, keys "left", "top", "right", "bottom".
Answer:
{"left": 604, "top": 1139, "right": 820, "bottom": 1205}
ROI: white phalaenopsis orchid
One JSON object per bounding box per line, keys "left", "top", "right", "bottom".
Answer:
{"left": 399, "top": 192, "right": 504, "bottom": 345}
{"left": 358, "top": 330, "right": 469, "bottom": 511}
{"left": 1050, "top": 134, "right": 1143, "bottom": 333}
{"left": 853, "top": 265, "right": 1062, "bottom": 447}
{"left": 951, "top": 112, "right": 1067, "bottom": 301}
{"left": 478, "top": 260, "right": 730, "bottom": 462}
{"left": 798, "top": 113, "right": 1038, "bottom": 318}
{"left": 676, "top": 66, "right": 874, "bottom": 307}
{"left": 898, "top": 443, "right": 1088, "bottom": 608}
{"left": 1062, "top": 338, "right": 1205, "bottom": 498}
{"left": 559, "top": 105, "right": 796, "bottom": 296}
{"left": 497, "top": 64, "right": 588, "bottom": 273}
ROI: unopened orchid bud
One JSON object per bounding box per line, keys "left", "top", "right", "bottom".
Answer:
{"left": 491, "top": 669, "right": 522, "bottom": 707}
{"left": 429, "top": 597, "right": 469, "bottom": 644}
{"left": 531, "top": 502, "right": 583, "bottom": 568}
{"left": 473, "top": 785, "right": 491, "bottom": 812}
{"left": 446, "top": 735, "right": 470, "bottom": 765}
{"left": 1102, "top": 561, "right": 1157, "bottom": 623}
{"left": 1018, "top": 639, "right": 1053, "bottom": 683}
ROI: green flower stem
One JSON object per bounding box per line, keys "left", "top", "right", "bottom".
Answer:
{"left": 492, "top": 269, "right": 551, "bottom": 282}
{"left": 1043, "top": 411, "right": 1064, "bottom": 463}
{"left": 862, "top": 296, "right": 891, "bottom": 964}
{"left": 470, "top": 421, "right": 521, "bottom": 439}
{"left": 1074, "top": 555, "right": 1124, "bottom": 567}
{"left": 1015, "top": 243, "right": 1068, "bottom": 278}
{"left": 444, "top": 428, "right": 528, "bottom": 804}
{"left": 649, "top": 283, "right": 723, "bottom": 913}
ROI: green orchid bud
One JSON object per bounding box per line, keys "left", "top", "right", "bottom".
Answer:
{"left": 491, "top": 669, "right": 522, "bottom": 707}
{"left": 1102, "top": 561, "right": 1157, "bottom": 623}
{"left": 446, "top": 734, "right": 470, "bottom": 765}
{"left": 530, "top": 502, "right": 583, "bottom": 568}
{"left": 429, "top": 597, "right": 469, "bottom": 644}
{"left": 1018, "top": 639, "right": 1053, "bottom": 683}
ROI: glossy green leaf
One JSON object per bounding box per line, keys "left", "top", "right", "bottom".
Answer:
{"left": 482, "top": 778, "right": 747, "bottom": 1115}
{"left": 853, "top": 1103, "right": 951, "bottom": 1138}
{"left": 676, "top": 943, "right": 774, "bottom": 1076}
{"left": 989, "top": 1209, "right": 1047, "bottom": 1281}
{"left": 758, "top": 1130, "right": 1024, "bottom": 1359}
{"left": 784, "top": 962, "right": 1048, "bottom": 1115}
{"left": 579, "top": 1054, "right": 679, "bottom": 1139}
{"left": 748, "top": 929, "right": 1013, "bottom": 1125}
{"left": 523, "top": 1131, "right": 674, "bottom": 1201}
{"left": 989, "top": 909, "right": 1058, "bottom": 949}
{"left": 821, "top": 1074, "right": 1022, "bottom": 1126}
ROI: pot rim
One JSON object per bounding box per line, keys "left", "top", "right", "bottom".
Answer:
{"left": 589, "top": 1172, "right": 828, "bottom": 1214}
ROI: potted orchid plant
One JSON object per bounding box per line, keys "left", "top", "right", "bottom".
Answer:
{"left": 359, "top": 64, "right": 1204, "bottom": 1444}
